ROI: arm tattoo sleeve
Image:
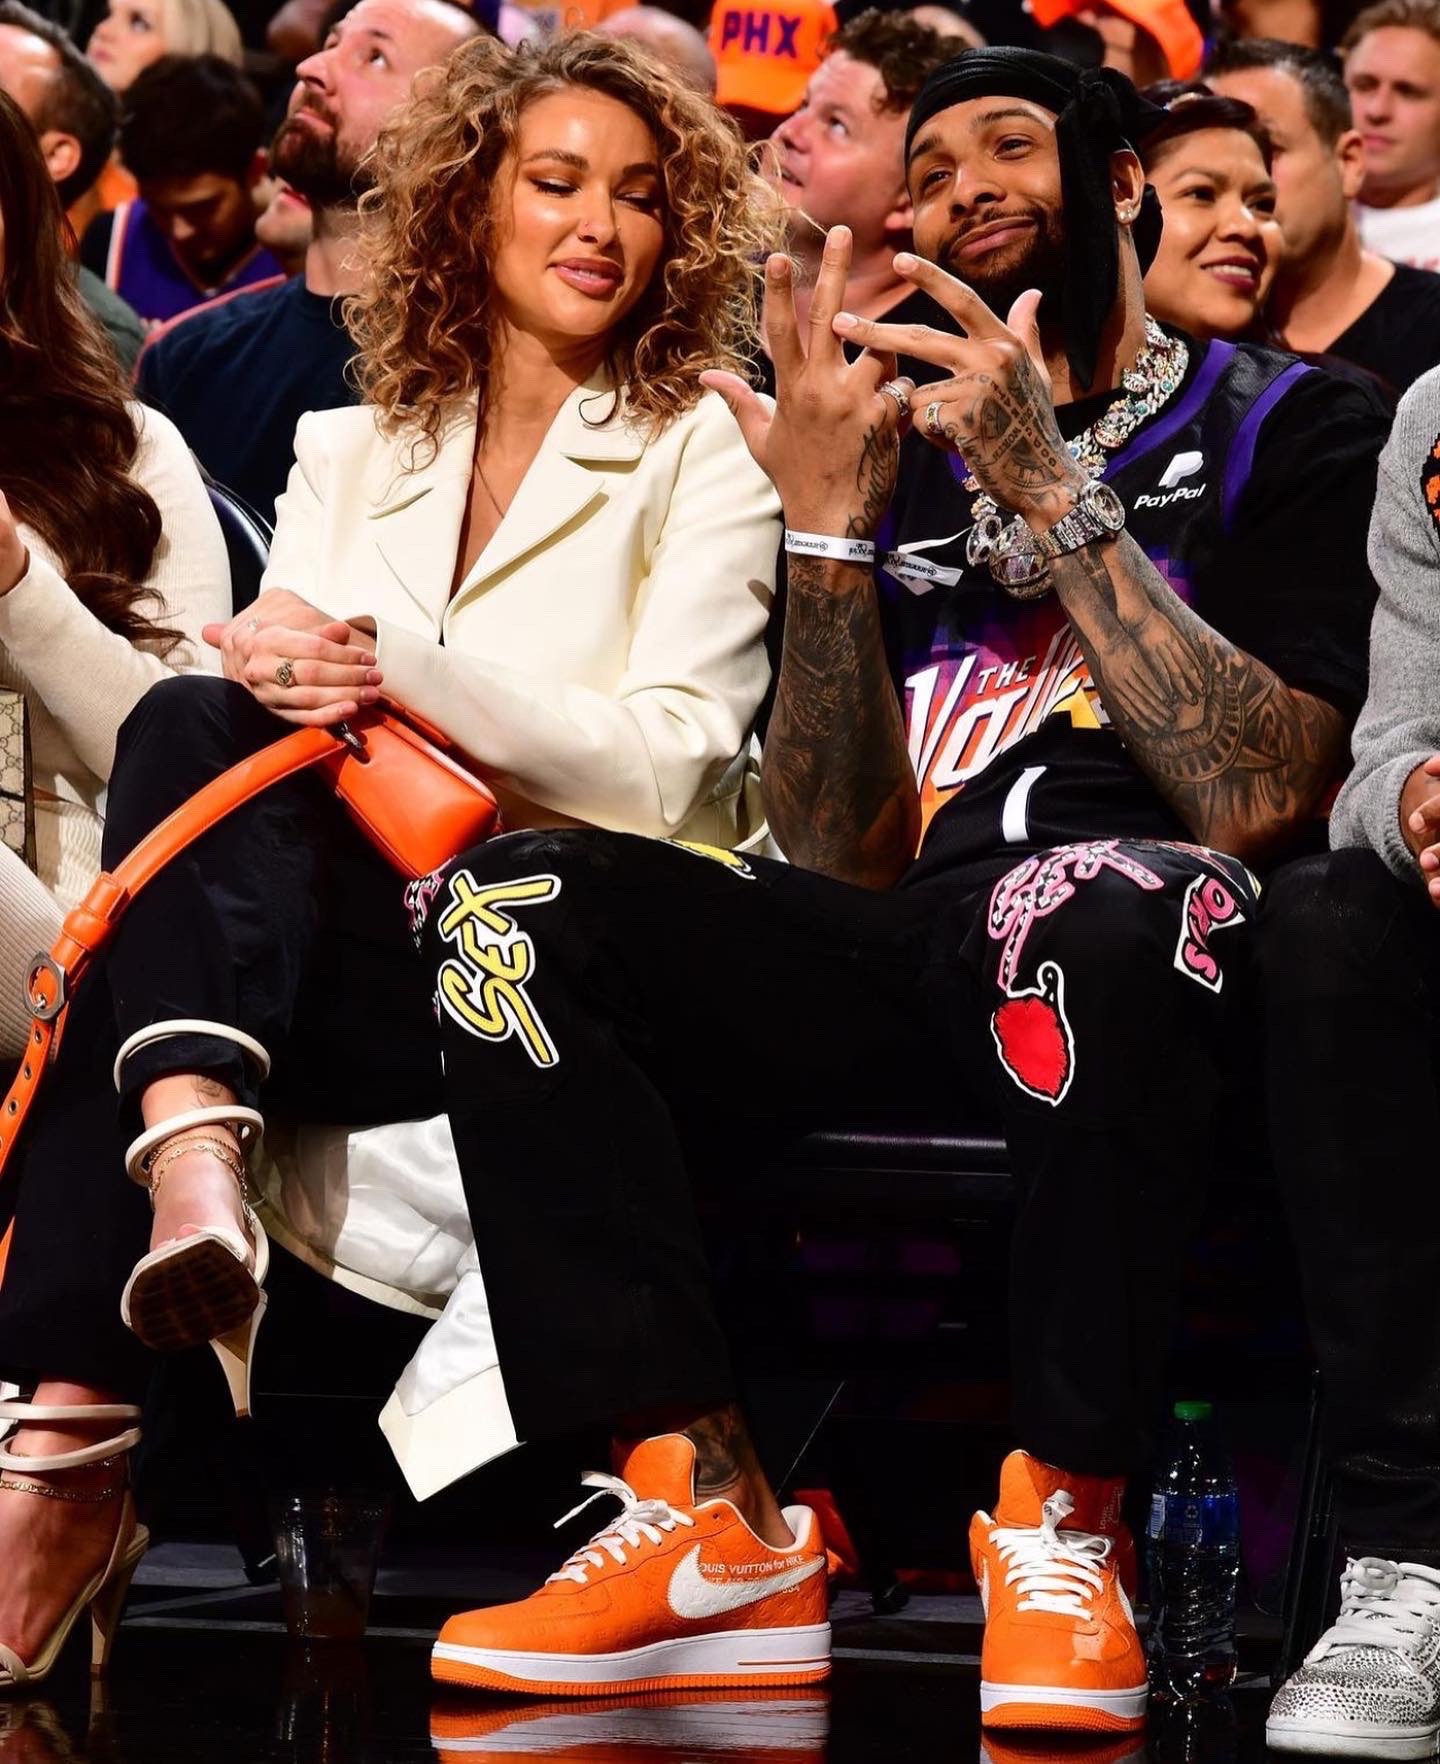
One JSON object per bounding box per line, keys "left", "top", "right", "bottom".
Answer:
{"left": 762, "top": 557, "right": 919, "bottom": 888}
{"left": 1050, "top": 533, "right": 1347, "bottom": 860}
{"left": 761, "top": 419, "right": 920, "bottom": 888}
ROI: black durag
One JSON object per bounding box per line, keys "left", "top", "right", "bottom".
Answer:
{"left": 904, "top": 47, "right": 1164, "bottom": 391}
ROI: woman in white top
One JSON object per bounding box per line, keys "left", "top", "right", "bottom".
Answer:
{"left": 0, "top": 33, "right": 780, "bottom": 1689}
{"left": 0, "top": 89, "right": 225, "bottom": 1058}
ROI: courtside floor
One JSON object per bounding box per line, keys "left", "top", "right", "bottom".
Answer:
{"left": 0, "top": 1544, "right": 1280, "bottom": 1764}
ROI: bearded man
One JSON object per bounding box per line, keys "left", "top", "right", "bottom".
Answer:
{"left": 135, "top": 0, "right": 487, "bottom": 531}
{"left": 419, "top": 49, "right": 1387, "bottom": 1733}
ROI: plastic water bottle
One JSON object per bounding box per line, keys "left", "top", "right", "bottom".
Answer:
{"left": 1146, "top": 1399, "right": 1240, "bottom": 1699}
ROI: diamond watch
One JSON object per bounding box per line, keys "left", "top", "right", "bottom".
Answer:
{"left": 1031, "top": 479, "right": 1127, "bottom": 562}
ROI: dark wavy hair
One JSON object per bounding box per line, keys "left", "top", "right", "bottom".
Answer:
{"left": 1139, "top": 81, "right": 1275, "bottom": 170}
{"left": 0, "top": 89, "right": 176, "bottom": 649}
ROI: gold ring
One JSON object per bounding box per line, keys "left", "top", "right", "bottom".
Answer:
{"left": 878, "top": 379, "right": 909, "bottom": 418}
{"left": 924, "top": 400, "right": 946, "bottom": 439}
{"left": 275, "top": 659, "right": 296, "bottom": 689}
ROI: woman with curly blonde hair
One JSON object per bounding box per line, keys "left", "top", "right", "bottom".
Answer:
{"left": 0, "top": 32, "right": 785, "bottom": 1694}
{"left": 350, "top": 29, "right": 773, "bottom": 456}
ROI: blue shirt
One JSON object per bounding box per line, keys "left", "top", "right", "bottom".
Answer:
{"left": 137, "top": 274, "right": 358, "bottom": 529}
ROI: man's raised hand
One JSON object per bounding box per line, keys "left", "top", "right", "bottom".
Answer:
{"left": 832, "top": 254, "right": 1084, "bottom": 530}
{"left": 701, "top": 226, "right": 912, "bottom": 542}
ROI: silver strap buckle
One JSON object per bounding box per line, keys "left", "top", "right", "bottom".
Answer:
{"left": 24, "top": 952, "right": 66, "bottom": 1023}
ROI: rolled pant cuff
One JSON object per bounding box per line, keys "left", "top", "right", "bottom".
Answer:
{"left": 116, "top": 1034, "right": 255, "bottom": 1120}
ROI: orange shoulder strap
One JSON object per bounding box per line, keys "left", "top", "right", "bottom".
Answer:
{"left": 0, "top": 722, "right": 345, "bottom": 1278}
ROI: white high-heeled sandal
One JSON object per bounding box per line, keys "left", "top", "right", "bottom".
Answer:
{"left": 0, "top": 1399, "right": 149, "bottom": 1689}
{"left": 115, "top": 1021, "right": 271, "bottom": 1419}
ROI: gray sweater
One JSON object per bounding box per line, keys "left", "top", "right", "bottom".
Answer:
{"left": 1333, "top": 367, "right": 1440, "bottom": 879}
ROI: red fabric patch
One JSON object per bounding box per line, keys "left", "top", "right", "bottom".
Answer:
{"left": 990, "top": 961, "right": 1075, "bottom": 1106}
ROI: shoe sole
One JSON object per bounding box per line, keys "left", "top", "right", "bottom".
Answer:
{"left": 123, "top": 1238, "right": 259, "bottom": 1353}
{"left": 431, "top": 1623, "right": 832, "bottom": 1696}
{"left": 1267, "top": 1718, "right": 1440, "bottom": 1759}
{"left": 980, "top": 1682, "right": 1149, "bottom": 1733}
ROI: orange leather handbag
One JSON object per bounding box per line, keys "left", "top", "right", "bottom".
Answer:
{"left": 0, "top": 706, "right": 499, "bottom": 1215}
{"left": 321, "top": 708, "right": 500, "bottom": 878}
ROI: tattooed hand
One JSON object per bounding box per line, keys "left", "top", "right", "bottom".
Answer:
{"left": 832, "top": 254, "right": 1087, "bottom": 531}
{"left": 701, "top": 226, "right": 910, "bottom": 541}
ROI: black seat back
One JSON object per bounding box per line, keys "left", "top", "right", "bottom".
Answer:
{"left": 206, "top": 480, "right": 272, "bottom": 614}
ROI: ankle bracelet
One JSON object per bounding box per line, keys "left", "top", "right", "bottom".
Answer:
{"left": 146, "top": 1133, "right": 250, "bottom": 1212}
{"left": 144, "top": 1126, "right": 243, "bottom": 1177}
{"left": 0, "top": 1454, "right": 124, "bottom": 1503}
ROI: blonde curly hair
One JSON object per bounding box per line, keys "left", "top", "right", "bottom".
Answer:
{"left": 347, "top": 32, "right": 780, "bottom": 462}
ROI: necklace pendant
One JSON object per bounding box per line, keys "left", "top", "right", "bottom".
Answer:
{"left": 966, "top": 511, "right": 1006, "bottom": 568}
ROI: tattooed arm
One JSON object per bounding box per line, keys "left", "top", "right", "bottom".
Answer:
{"left": 704, "top": 231, "right": 919, "bottom": 888}
{"left": 761, "top": 417, "right": 918, "bottom": 887}
{"left": 836, "top": 259, "right": 1349, "bottom": 865}
{"left": 1049, "top": 535, "right": 1346, "bottom": 861}
{"left": 762, "top": 548, "right": 919, "bottom": 888}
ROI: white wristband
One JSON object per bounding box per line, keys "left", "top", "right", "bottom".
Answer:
{"left": 783, "top": 530, "right": 875, "bottom": 563}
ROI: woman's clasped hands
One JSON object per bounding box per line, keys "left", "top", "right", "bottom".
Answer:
{"left": 202, "top": 589, "right": 383, "bottom": 726}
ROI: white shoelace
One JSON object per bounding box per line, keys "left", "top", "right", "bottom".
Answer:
{"left": 989, "top": 1489, "right": 1113, "bottom": 1617}
{"left": 545, "top": 1471, "right": 696, "bottom": 1587}
{"left": 1309, "top": 1559, "right": 1440, "bottom": 1661}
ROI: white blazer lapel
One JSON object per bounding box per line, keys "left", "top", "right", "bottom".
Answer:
{"left": 451, "top": 376, "right": 645, "bottom": 605}
{"left": 367, "top": 406, "right": 477, "bottom": 625}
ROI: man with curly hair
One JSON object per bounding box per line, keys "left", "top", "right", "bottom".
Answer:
{"left": 768, "top": 8, "right": 952, "bottom": 332}
{"left": 135, "top": 0, "right": 485, "bottom": 534}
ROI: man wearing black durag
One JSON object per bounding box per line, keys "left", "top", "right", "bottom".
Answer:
{"left": 424, "top": 50, "right": 1387, "bottom": 1727}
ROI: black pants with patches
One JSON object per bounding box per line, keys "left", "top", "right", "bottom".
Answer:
{"left": 1260, "top": 848, "right": 1440, "bottom": 1564}
{"left": 414, "top": 827, "right": 1257, "bottom": 1476}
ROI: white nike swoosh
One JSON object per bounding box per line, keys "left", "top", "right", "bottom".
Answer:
{"left": 666, "top": 1545, "right": 826, "bottom": 1620}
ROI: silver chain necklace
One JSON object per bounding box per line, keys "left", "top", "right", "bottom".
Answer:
{"left": 963, "top": 318, "right": 1190, "bottom": 600}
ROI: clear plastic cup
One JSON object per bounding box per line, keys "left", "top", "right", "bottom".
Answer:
{"left": 270, "top": 1491, "right": 391, "bottom": 1642}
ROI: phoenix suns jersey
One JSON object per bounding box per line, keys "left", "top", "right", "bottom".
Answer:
{"left": 877, "top": 334, "right": 1388, "bottom": 884}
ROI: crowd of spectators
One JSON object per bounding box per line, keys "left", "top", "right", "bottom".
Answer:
{"left": 4, "top": 0, "right": 1440, "bottom": 1750}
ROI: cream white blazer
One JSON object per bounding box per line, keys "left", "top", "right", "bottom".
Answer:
{"left": 254, "top": 375, "right": 781, "bottom": 1499}
{"left": 262, "top": 374, "right": 780, "bottom": 844}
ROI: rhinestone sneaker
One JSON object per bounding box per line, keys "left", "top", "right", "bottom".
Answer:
{"left": 1268, "top": 1558, "right": 1440, "bottom": 1758}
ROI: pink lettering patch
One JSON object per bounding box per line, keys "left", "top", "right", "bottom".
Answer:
{"left": 1174, "top": 873, "right": 1245, "bottom": 993}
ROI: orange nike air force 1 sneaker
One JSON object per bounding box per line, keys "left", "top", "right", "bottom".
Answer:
{"left": 971, "top": 1450, "right": 1148, "bottom": 1734}
{"left": 432, "top": 1436, "right": 831, "bottom": 1696}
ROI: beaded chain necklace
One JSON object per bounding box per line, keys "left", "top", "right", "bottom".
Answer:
{"left": 962, "top": 318, "right": 1190, "bottom": 600}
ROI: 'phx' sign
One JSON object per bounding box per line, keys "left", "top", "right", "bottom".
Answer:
{"left": 716, "top": 6, "right": 803, "bottom": 54}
